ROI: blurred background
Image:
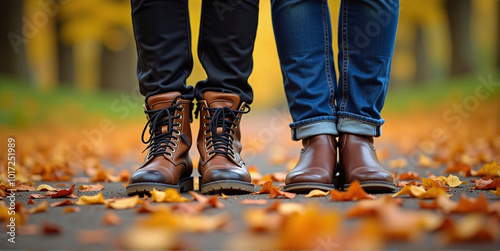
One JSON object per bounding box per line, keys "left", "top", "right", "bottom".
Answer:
{"left": 0, "top": 0, "right": 499, "bottom": 176}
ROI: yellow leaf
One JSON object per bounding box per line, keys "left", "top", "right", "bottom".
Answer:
{"left": 305, "top": 189, "right": 329, "bottom": 198}
{"left": 28, "top": 201, "right": 48, "bottom": 214}
{"left": 106, "top": 195, "right": 141, "bottom": 210}
{"left": 490, "top": 187, "right": 500, "bottom": 196}
{"left": 471, "top": 161, "right": 500, "bottom": 177}
{"left": 36, "top": 184, "right": 57, "bottom": 191}
{"left": 150, "top": 188, "right": 190, "bottom": 203}
{"left": 444, "top": 174, "right": 469, "bottom": 188}
{"left": 76, "top": 192, "right": 105, "bottom": 205}
{"left": 422, "top": 178, "right": 442, "bottom": 189}
{"left": 393, "top": 185, "right": 451, "bottom": 199}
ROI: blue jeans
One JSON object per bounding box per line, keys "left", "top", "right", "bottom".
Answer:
{"left": 271, "top": 0, "right": 399, "bottom": 140}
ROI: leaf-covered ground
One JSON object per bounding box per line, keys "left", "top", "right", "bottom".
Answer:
{"left": 0, "top": 74, "right": 499, "bottom": 249}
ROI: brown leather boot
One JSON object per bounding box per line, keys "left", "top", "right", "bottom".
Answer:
{"left": 338, "top": 133, "right": 395, "bottom": 192}
{"left": 283, "top": 135, "right": 337, "bottom": 193}
{"left": 197, "top": 91, "right": 254, "bottom": 194}
{"left": 126, "top": 92, "right": 193, "bottom": 195}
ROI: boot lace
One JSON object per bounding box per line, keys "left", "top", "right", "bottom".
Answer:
{"left": 197, "top": 104, "right": 250, "bottom": 159}
{"left": 141, "top": 96, "right": 188, "bottom": 158}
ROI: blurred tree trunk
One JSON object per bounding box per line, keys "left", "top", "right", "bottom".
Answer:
{"left": 0, "top": 0, "right": 29, "bottom": 78}
{"left": 445, "top": 0, "right": 476, "bottom": 76}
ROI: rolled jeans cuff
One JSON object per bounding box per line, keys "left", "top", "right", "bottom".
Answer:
{"left": 337, "top": 112, "right": 384, "bottom": 137}
{"left": 290, "top": 117, "right": 338, "bottom": 141}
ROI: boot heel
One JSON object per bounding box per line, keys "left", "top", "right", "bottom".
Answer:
{"left": 179, "top": 176, "right": 194, "bottom": 192}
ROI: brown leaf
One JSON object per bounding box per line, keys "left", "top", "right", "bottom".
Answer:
{"left": 270, "top": 188, "right": 296, "bottom": 199}
{"left": 14, "top": 181, "right": 36, "bottom": 191}
{"left": 50, "top": 184, "right": 76, "bottom": 198}
{"left": 102, "top": 212, "right": 122, "bottom": 226}
{"left": 50, "top": 199, "right": 74, "bottom": 207}
{"left": 136, "top": 201, "right": 169, "bottom": 213}
{"left": 29, "top": 194, "right": 46, "bottom": 199}
{"left": 445, "top": 162, "right": 472, "bottom": 176}
{"left": 258, "top": 181, "right": 277, "bottom": 194}
{"left": 491, "top": 187, "right": 500, "bottom": 196}
{"left": 330, "top": 181, "right": 375, "bottom": 201}
{"left": 240, "top": 199, "right": 268, "bottom": 205}
{"left": 440, "top": 215, "right": 498, "bottom": 243}
{"left": 471, "top": 178, "right": 500, "bottom": 190}
{"left": 77, "top": 183, "right": 105, "bottom": 192}
{"left": 27, "top": 200, "right": 36, "bottom": 205}
{"left": 42, "top": 221, "right": 61, "bottom": 235}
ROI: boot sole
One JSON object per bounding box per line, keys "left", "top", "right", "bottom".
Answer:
{"left": 283, "top": 183, "right": 336, "bottom": 194}
{"left": 200, "top": 180, "right": 255, "bottom": 195}
{"left": 125, "top": 176, "right": 194, "bottom": 196}
{"left": 343, "top": 180, "right": 396, "bottom": 193}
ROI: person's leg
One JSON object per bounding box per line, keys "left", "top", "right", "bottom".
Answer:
{"left": 127, "top": 0, "right": 195, "bottom": 195}
{"left": 271, "top": 0, "right": 338, "bottom": 193}
{"left": 195, "top": 0, "right": 259, "bottom": 194}
{"left": 336, "top": 0, "right": 399, "bottom": 192}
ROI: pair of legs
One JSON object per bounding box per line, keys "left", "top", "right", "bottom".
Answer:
{"left": 126, "top": 0, "right": 259, "bottom": 195}
{"left": 271, "top": 0, "right": 400, "bottom": 192}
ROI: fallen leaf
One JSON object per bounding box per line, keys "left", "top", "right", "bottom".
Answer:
{"left": 50, "top": 184, "right": 76, "bottom": 198}
{"left": 221, "top": 193, "right": 228, "bottom": 199}
{"left": 136, "top": 201, "right": 169, "bottom": 213}
{"left": 121, "top": 227, "right": 176, "bottom": 249}
{"left": 305, "top": 189, "right": 329, "bottom": 197}
{"left": 491, "top": 187, "right": 500, "bottom": 196}
{"left": 76, "top": 229, "right": 110, "bottom": 245}
{"left": 63, "top": 207, "right": 80, "bottom": 214}
{"left": 76, "top": 192, "right": 105, "bottom": 205}
{"left": 240, "top": 199, "right": 268, "bottom": 205}
{"left": 106, "top": 195, "right": 141, "bottom": 210}
{"left": 418, "top": 154, "right": 435, "bottom": 167}
{"left": 346, "top": 196, "right": 402, "bottom": 217}
{"left": 36, "top": 184, "right": 58, "bottom": 191}
{"left": 258, "top": 181, "right": 296, "bottom": 199}
{"left": 397, "top": 181, "right": 422, "bottom": 187}
{"left": 258, "top": 181, "right": 277, "bottom": 194}
{"left": 102, "top": 212, "right": 122, "bottom": 226}
{"left": 432, "top": 175, "right": 469, "bottom": 188}
{"left": 441, "top": 214, "right": 498, "bottom": 243}
{"left": 422, "top": 178, "right": 450, "bottom": 191}
{"left": 50, "top": 199, "right": 74, "bottom": 207}
{"left": 330, "top": 181, "right": 375, "bottom": 201}
{"left": 29, "top": 194, "right": 46, "bottom": 199}
{"left": 27, "top": 200, "right": 36, "bottom": 205}
{"left": 398, "top": 171, "right": 421, "bottom": 180}
{"left": 471, "top": 178, "right": 500, "bottom": 189}
{"left": 445, "top": 162, "right": 472, "bottom": 176}
{"left": 392, "top": 185, "right": 452, "bottom": 199}
{"left": 151, "top": 189, "right": 190, "bottom": 203}
{"left": 471, "top": 161, "right": 500, "bottom": 177}
{"left": 243, "top": 209, "right": 282, "bottom": 232}
{"left": 14, "top": 181, "right": 36, "bottom": 191}
{"left": 42, "top": 221, "right": 61, "bottom": 235}
{"left": 28, "top": 201, "right": 48, "bottom": 214}
{"left": 77, "top": 183, "right": 105, "bottom": 192}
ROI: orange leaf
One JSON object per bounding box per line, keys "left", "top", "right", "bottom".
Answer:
{"left": 270, "top": 188, "right": 296, "bottom": 199}
{"left": 102, "top": 212, "right": 122, "bottom": 226}
{"left": 346, "top": 195, "right": 402, "bottom": 217}
{"left": 453, "top": 193, "right": 490, "bottom": 214}
{"left": 50, "top": 199, "right": 74, "bottom": 207}
{"left": 258, "top": 181, "right": 277, "bottom": 194}
{"left": 221, "top": 193, "right": 229, "bottom": 199}
{"left": 27, "top": 200, "right": 36, "bottom": 205}
{"left": 304, "top": 189, "right": 329, "bottom": 197}
{"left": 240, "top": 199, "right": 268, "bottom": 205}
{"left": 491, "top": 187, "right": 500, "bottom": 196}
{"left": 445, "top": 162, "right": 472, "bottom": 176}
{"left": 76, "top": 229, "right": 110, "bottom": 245}
{"left": 472, "top": 178, "right": 500, "bottom": 189}
{"left": 62, "top": 207, "right": 80, "bottom": 214}
{"left": 136, "top": 201, "right": 169, "bottom": 213}
{"left": 28, "top": 201, "right": 48, "bottom": 214}
{"left": 330, "top": 181, "right": 375, "bottom": 201}
{"left": 398, "top": 171, "right": 421, "bottom": 180}
{"left": 397, "top": 181, "right": 422, "bottom": 187}
{"left": 42, "top": 221, "right": 61, "bottom": 235}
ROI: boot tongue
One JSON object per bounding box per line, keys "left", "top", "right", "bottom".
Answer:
{"left": 147, "top": 92, "right": 182, "bottom": 110}
{"left": 203, "top": 91, "right": 240, "bottom": 110}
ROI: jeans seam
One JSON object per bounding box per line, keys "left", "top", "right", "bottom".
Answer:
{"left": 340, "top": 0, "right": 349, "bottom": 112}
{"left": 322, "top": 0, "right": 335, "bottom": 115}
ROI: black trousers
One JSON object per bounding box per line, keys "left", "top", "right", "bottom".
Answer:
{"left": 131, "top": 0, "right": 259, "bottom": 104}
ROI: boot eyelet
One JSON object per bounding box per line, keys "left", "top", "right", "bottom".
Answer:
{"left": 177, "top": 123, "right": 181, "bottom": 127}
{"left": 204, "top": 130, "right": 208, "bottom": 135}
{"left": 204, "top": 137, "right": 207, "bottom": 142}
{"left": 180, "top": 106, "right": 184, "bottom": 111}
{"left": 175, "top": 137, "right": 180, "bottom": 142}
{"left": 166, "top": 152, "right": 172, "bottom": 157}
{"left": 208, "top": 152, "right": 214, "bottom": 156}
{"left": 204, "top": 116, "right": 208, "bottom": 119}
{"left": 179, "top": 115, "right": 183, "bottom": 119}
{"left": 173, "top": 143, "right": 178, "bottom": 148}
{"left": 172, "top": 148, "right": 176, "bottom": 153}
{"left": 205, "top": 148, "right": 210, "bottom": 152}
{"left": 204, "top": 123, "right": 208, "bottom": 127}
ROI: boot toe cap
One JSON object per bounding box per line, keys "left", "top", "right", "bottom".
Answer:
{"left": 285, "top": 167, "right": 333, "bottom": 185}
{"left": 129, "top": 170, "right": 171, "bottom": 184}
{"left": 204, "top": 167, "right": 251, "bottom": 183}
